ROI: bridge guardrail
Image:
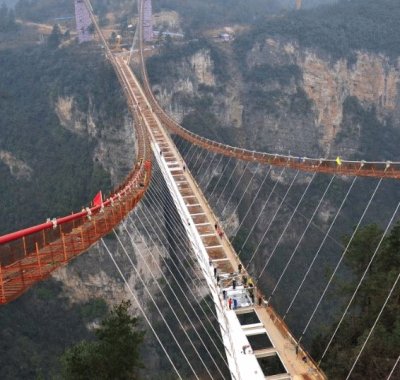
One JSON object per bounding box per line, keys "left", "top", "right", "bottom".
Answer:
{"left": 0, "top": 2, "right": 154, "bottom": 303}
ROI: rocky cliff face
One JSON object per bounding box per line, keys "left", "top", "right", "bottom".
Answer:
{"left": 52, "top": 96, "right": 169, "bottom": 311}
{"left": 252, "top": 40, "right": 400, "bottom": 153}
{"left": 0, "top": 150, "right": 33, "bottom": 180}
{"left": 147, "top": 37, "right": 400, "bottom": 336}
{"left": 152, "top": 39, "right": 400, "bottom": 159}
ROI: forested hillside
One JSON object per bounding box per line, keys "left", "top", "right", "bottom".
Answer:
{"left": 313, "top": 222, "right": 400, "bottom": 379}
{"left": 243, "top": 0, "right": 400, "bottom": 60}
{"left": 0, "top": 2, "right": 137, "bottom": 379}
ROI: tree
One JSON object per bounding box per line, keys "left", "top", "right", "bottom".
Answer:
{"left": 314, "top": 222, "right": 400, "bottom": 379}
{"left": 48, "top": 24, "right": 62, "bottom": 49}
{"left": 61, "top": 301, "right": 145, "bottom": 380}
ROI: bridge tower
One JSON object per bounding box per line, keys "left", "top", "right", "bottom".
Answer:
{"left": 74, "top": 0, "right": 93, "bottom": 43}
{"left": 143, "top": 0, "right": 153, "bottom": 42}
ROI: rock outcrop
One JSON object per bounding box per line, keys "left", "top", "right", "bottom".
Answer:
{"left": 0, "top": 150, "right": 33, "bottom": 180}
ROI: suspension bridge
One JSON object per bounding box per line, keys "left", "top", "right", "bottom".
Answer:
{"left": 1, "top": 1, "right": 399, "bottom": 379}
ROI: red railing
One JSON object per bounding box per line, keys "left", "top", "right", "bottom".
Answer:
{"left": 0, "top": 155, "right": 151, "bottom": 306}
{"left": 0, "top": 0, "right": 154, "bottom": 304}
{"left": 0, "top": 159, "right": 152, "bottom": 304}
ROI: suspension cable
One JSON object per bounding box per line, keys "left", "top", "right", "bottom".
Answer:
{"left": 145, "top": 163, "right": 241, "bottom": 348}
{"left": 232, "top": 166, "right": 272, "bottom": 236}
{"left": 221, "top": 161, "right": 251, "bottom": 216}
{"left": 192, "top": 148, "right": 210, "bottom": 177}
{"left": 227, "top": 163, "right": 260, "bottom": 223}
{"left": 298, "top": 178, "right": 383, "bottom": 343}
{"left": 182, "top": 142, "right": 195, "bottom": 161}
{"left": 179, "top": 138, "right": 192, "bottom": 157}
{"left": 204, "top": 154, "right": 225, "bottom": 190}
{"left": 268, "top": 175, "right": 336, "bottom": 302}
{"left": 283, "top": 176, "right": 358, "bottom": 320}
{"left": 195, "top": 150, "right": 212, "bottom": 180}
{"left": 186, "top": 145, "right": 201, "bottom": 169}
{"left": 248, "top": 170, "right": 300, "bottom": 268}
{"left": 345, "top": 271, "right": 400, "bottom": 380}
{"left": 127, "top": 213, "right": 230, "bottom": 370}
{"left": 238, "top": 167, "right": 286, "bottom": 257}
{"left": 198, "top": 152, "right": 218, "bottom": 188}
{"left": 112, "top": 229, "right": 201, "bottom": 379}
{"left": 122, "top": 221, "right": 225, "bottom": 378}
{"left": 138, "top": 175, "right": 222, "bottom": 325}
{"left": 319, "top": 200, "right": 400, "bottom": 363}
{"left": 209, "top": 157, "right": 232, "bottom": 197}
{"left": 387, "top": 355, "right": 400, "bottom": 380}
{"left": 101, "top": 238, "right": 183, "bottom": 380}
{"left": 257, "top": 172, "right": 316, "bottom": 284}
{"left": 136, "top": 193, "right": 220, "bottom": 325}
{"left": 145, "top": 165, "right": 223, "bottom": 314}
{"left": 215, "top": 161, "right": 240, "bottom": 206}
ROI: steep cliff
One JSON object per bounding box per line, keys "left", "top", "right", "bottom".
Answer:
{"left": 149, "top": 39, "right": 400, "bottom": 158}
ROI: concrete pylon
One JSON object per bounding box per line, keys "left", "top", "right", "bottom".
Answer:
{"left": 75, "top": 0, "right": 93, "bottom": 43}
{"left": 143, "top": 0, "right": 153, "bottom": 42}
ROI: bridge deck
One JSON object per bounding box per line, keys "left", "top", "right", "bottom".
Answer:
{"left": 116, "top": 55, "right": 325, "bottom": 380}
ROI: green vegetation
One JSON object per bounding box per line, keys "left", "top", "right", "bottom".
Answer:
{"left": 245, "top": 64, "right": 301, "bottom": 86}
{"left": 61, "top": 300, "right": 145, "bottom": 380}
{"left": 147, "top": 38, "right": 228, "bottom": 84}
{"left": 237, "top": 0, "right": 400, "bottom": 60}
{"left": 154, "top": 0, "right": 286, "bottom": 34}
{"left": 15, "top": 0, "right": 73, "bottom": 23}
{"left": 0, "top": 280, "right": 109, "bottom": 379}
{"left": 0, "top": 41, "right": 130, "bottom": 234}
{"left": 312, "top": 222, "right": 400, "bottom": 379}
{"left": 337, "top": 96, "right": 400, "bottom": 161}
